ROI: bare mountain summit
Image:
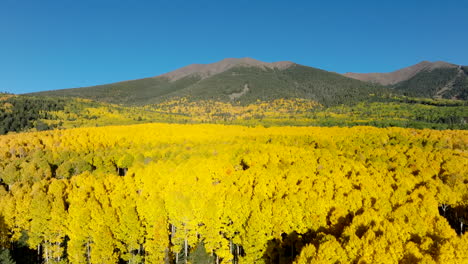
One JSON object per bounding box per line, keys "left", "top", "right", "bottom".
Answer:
{"left": 159, "top": 57, "right": 294, "bottom": 81}
{"left": 343, "top": 61, "right": 457, "bottom": 85}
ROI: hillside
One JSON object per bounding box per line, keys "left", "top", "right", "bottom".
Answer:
{"left": 343, "top": 61, "right": 457, "bottom": 85}
{"left": 29, "top": 58, "right": 384, "bottom": 106}
{"left": 1, "top": 94, "right": 466, "bottom": 135}
{"left": 392, "top": 65, "right": 468, "bottom": 100}
{"left": 160, "top": 57, "right": 294, "bottom": 81}
{"left": 344, "top": 61, "right": 468, "bottom": 100}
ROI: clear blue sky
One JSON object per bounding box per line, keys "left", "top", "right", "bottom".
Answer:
{"left": 1, "top": 0, "right": 467, "bottom": 94}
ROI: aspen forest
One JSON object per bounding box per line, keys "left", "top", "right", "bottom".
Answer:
{"left": 3, "top": 1, "right": 468, "bottom": 263}
{"left": 0, "top": 124, "right": 467, "bottom": 263}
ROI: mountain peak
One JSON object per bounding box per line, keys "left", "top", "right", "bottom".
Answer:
{"left": 159, "top": 57, "right": 294, "bottom": 81}
{"left": 343, "top": 60, "right": 457, "bottom": 85}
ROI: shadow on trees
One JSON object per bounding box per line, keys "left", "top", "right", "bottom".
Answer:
{"left": 3, "top": 231, "right": 40, "bottom": 264}
{"left": 262, "top": 209, "right": 354, "bottom": 264}
{"left": 1, "top": 213, "right": 43, "bottom": 264}
{"left": 439, "top": 204, "right": 467, "bottom": 235}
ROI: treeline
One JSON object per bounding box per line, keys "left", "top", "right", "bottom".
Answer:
{"left": 153, "top": 97, "right": 468, "bottom": 130}
{"left": 0, "top": 96, "right": 65, "bottom": 135}
{"left": 2, "top": 94, "right": 467, "bottom": 135}
{"left": 0, "top": 124, "right": 467, "bottom": 263}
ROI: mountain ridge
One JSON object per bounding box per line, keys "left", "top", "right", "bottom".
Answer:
{"left": 29, "top": 59, "right": 383, "bottom": 106}
{"left": 343, "top": 61, "right": 458, "bottom": 85}
{"left": 28, "top": 58, "right": 467, "bottom": 104}
{"left": 159, "top": 57, "right": 294, "bottom": 81}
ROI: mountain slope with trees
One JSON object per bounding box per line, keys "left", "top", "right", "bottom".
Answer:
{"left": 30, "top": 58, "right": 468, "bottom": 104}
{"left": 344, "top": 61, "right": 468, "bottom": 100}
{"left": 28, "top": 58, "right": 385, "bottom": 106}
{"left": 392, "top": 66, "right": 468, "bottom": 100}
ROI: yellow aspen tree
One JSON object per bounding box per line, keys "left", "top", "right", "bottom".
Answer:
{"left": 28, "top": 182, "right": 52, "bottom": 263}
{"left": 47, "top": 179, "right": 69, "bottom": 262}
{"left": 67, "top": 173, "right": 94, "bottom": 264}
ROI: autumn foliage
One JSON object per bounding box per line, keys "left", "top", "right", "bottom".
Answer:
{"left": 0, "top": 124, "right": 467, "bottom": 263}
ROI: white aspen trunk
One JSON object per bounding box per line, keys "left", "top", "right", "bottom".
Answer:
{"left": 57, "top": 241, "right": 61, "bottom": 261}
{"left": 171, "top": 224, "right": 176, "bottom": 241}
{"left": 216, "top": 254, "right": 219, "bottom": 264}
{"left": 184, "top": 238, "right": 188, "bottom": 264}
{"left": 441, "top": 204, "right": 448, "bottom": 216}
{"left": 45, "top": 243, "right": 49, "bottom": 264}
{"left": 176, "top": 252, "right": 179, "bottom": 263}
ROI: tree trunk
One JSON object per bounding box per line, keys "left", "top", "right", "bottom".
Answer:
{"left": 184, "top": 238, "right": 188, "bottom": 264}
{"left": 171, "top": 224, "right": 176, "bottom": 241}
{"left": 45, "top": 242, "right": 49, "bottom": 264}
{"left": 57, "top": 241, "right": 61, "bottom": 262}
{"left": 441, "top": 204, "right": 448, "bottom": 217}
{"left": 37, "top": 244, "right": 41, "bottom": 263}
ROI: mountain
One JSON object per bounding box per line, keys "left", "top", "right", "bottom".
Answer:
{"left": 392, "top": 65, "right": 468, "bottom": 100}
{"left": 29, "top": 58, "right": 383, "bottom": 106}
{"left": 29, "top": 58, "right": 468, "bottom": 103}
{"left": 160, "top": 57, "right": 294, "bottom": 81}
{"left": 343, "top": 61, "right": 457, "bottom": 85}
{"left": 344, "top": 61, "right": 468, "bottom": 100}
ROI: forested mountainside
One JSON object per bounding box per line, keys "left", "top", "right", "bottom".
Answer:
{"left": 343, "top": 61, "right": 458, "bottom": 85}
{"left": 344, "top": 61, "right": 468, "bottom": 100}
{"left": 29, "top": 63, "right": 384, "bottom": 107}
{"left": 0, "top": 124, "right": 467, "bottom": 263}
{"left": 29, "top": 59, "right": 468, "bottom": 106}
{"left": 391, "top": 66, "right": 468, "bottom": 100}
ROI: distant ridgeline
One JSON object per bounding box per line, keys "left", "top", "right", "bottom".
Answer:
{"left": 29, "top": 63, "right": 385, "bottom": 106}
{"left": 391, "top": 66, "right": 468, "bottom": 100}
{"left": 30, "top": 59, "right": 468, "bottom": 104}
{"left": 344, "top": 61, "right": 468, "bottom": 100}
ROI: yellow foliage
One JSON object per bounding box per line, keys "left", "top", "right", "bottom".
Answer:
{"left": 0, "top": 124, "right": 466, "bottom": 263}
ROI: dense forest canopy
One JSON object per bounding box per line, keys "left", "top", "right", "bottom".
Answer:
{"left": 0, "top": 124, "right": 467, "bottom": 263}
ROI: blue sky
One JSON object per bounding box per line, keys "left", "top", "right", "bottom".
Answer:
{"left": 1, "top": 0, "right": 467, "bottom": 94}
